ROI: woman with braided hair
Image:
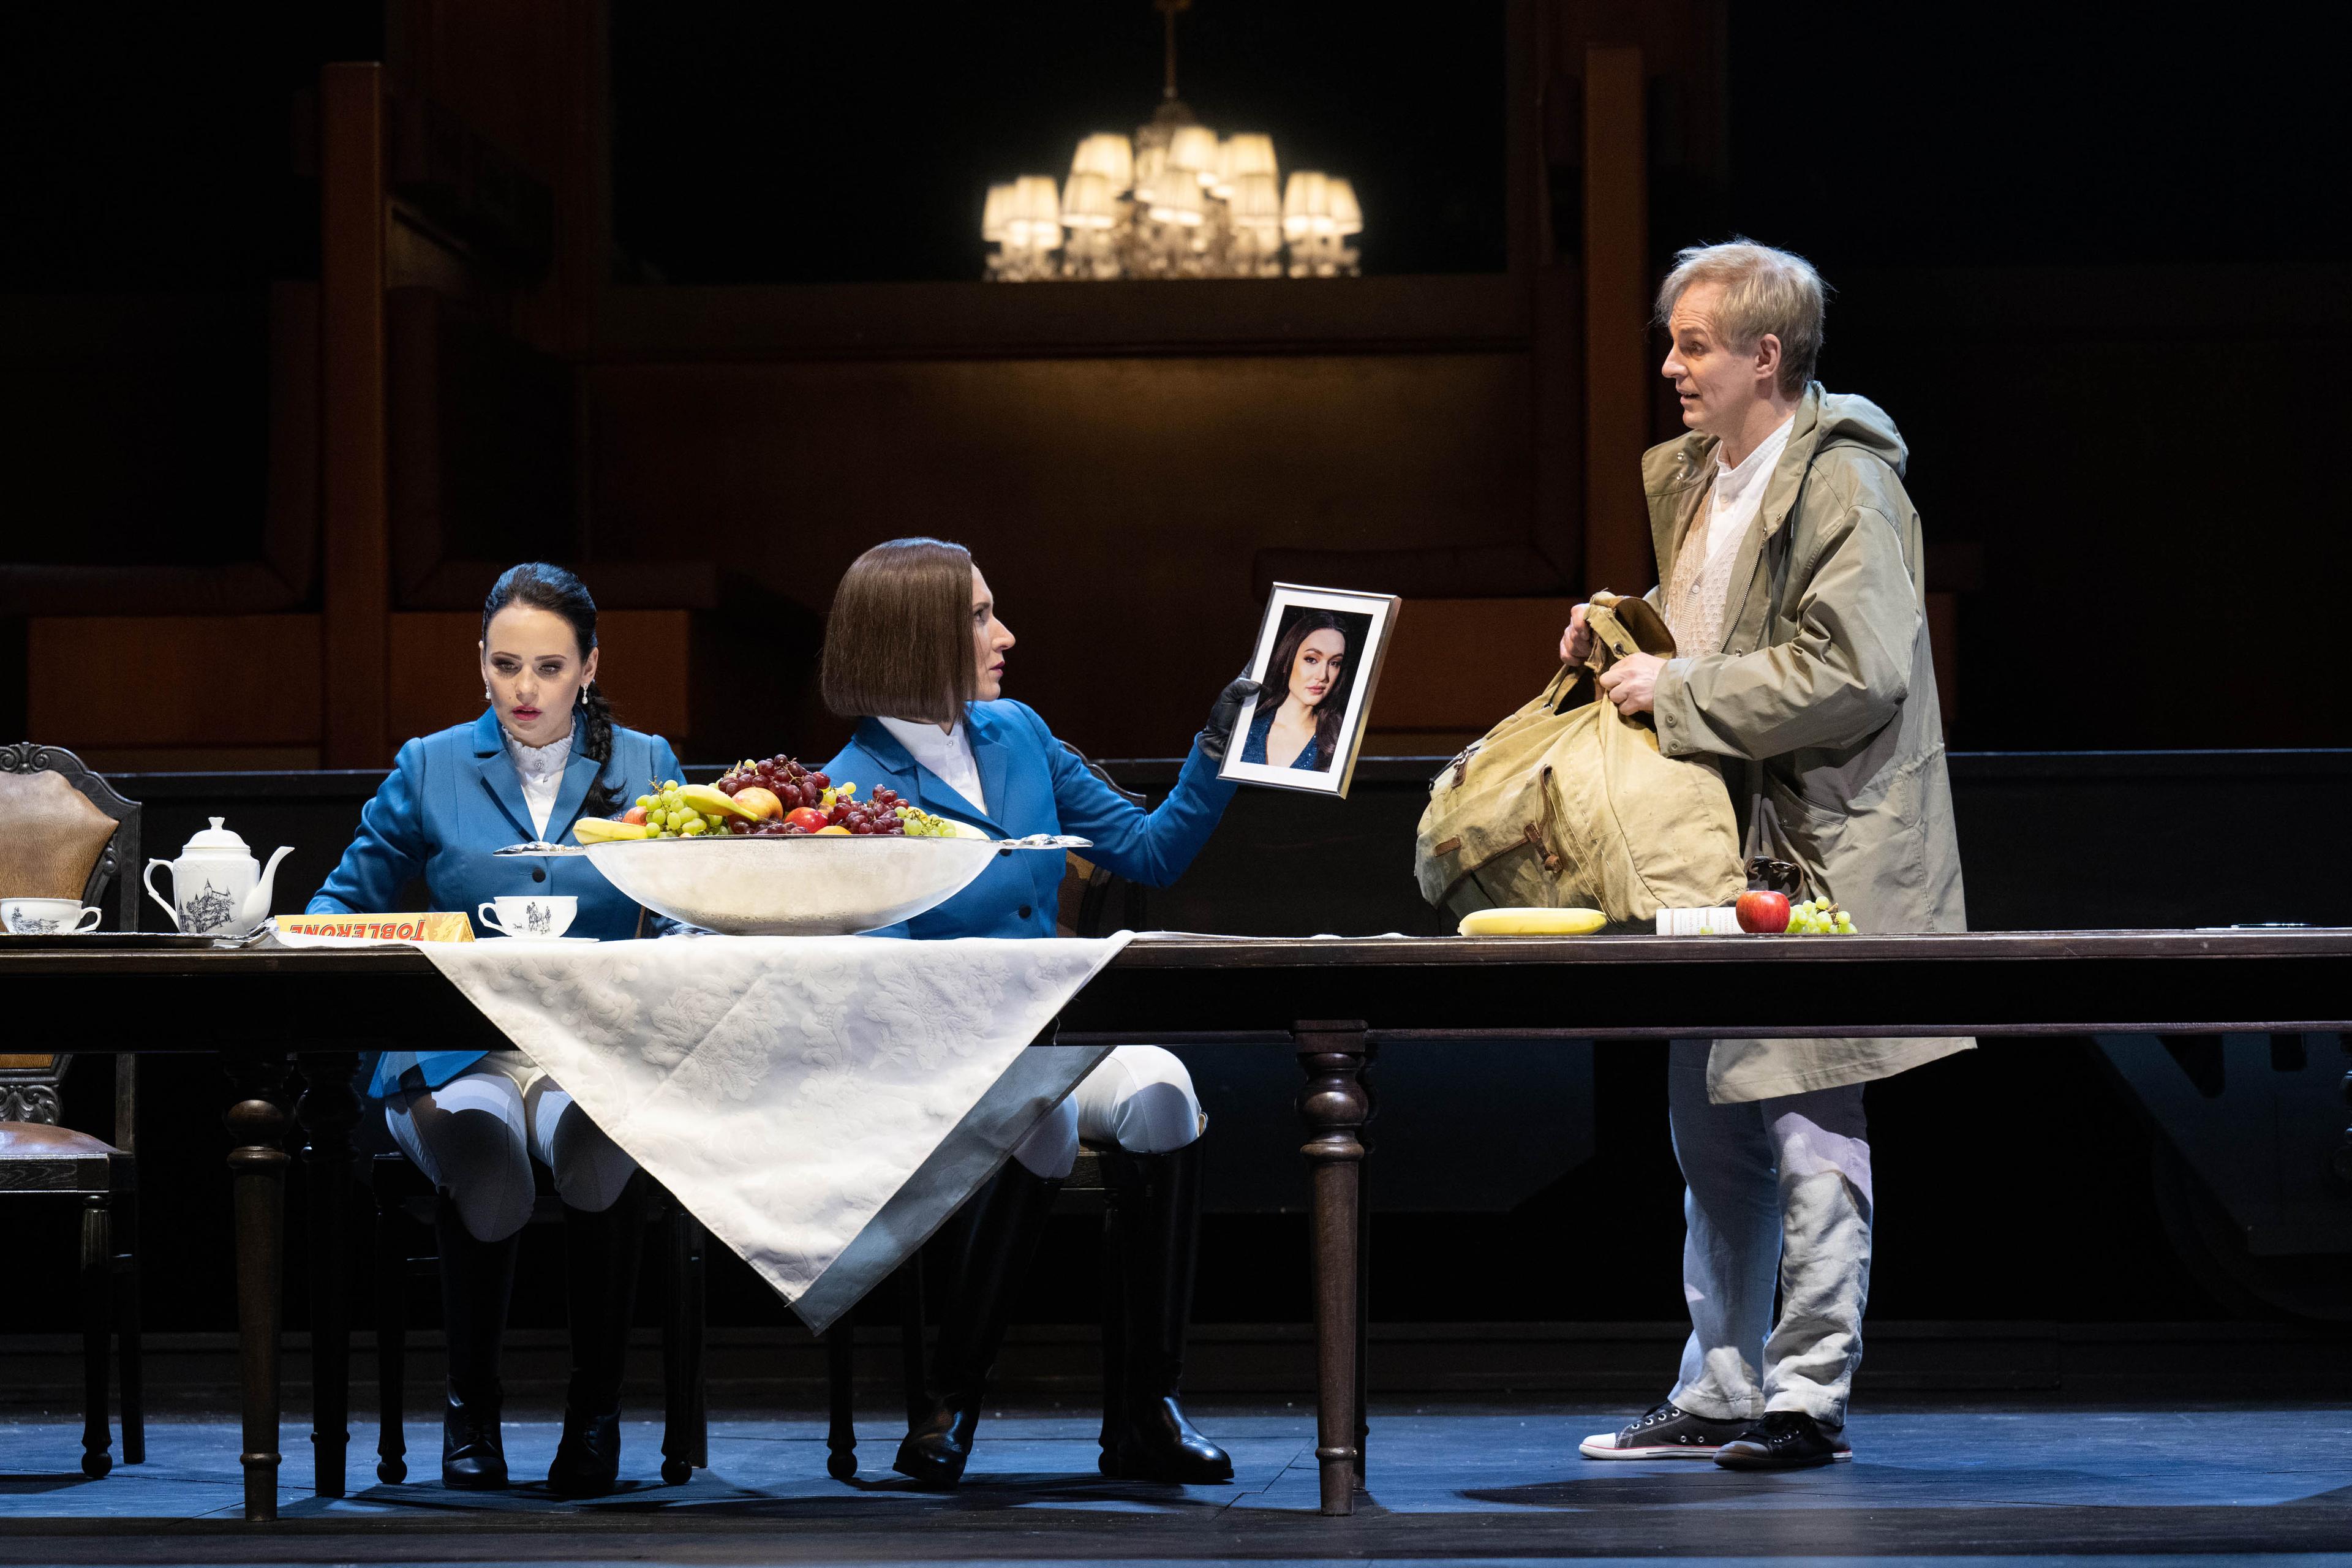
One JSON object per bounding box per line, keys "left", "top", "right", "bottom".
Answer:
{"left": 309, "top": 562, "right": 682, "bottom": 1498}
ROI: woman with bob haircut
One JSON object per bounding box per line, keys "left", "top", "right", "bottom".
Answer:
{"left": 820, "top": 536, "right": 1255, "bottom": 1489}
{"left": 1239, "top": 610, "right": 1354, "bottom": 771}
{"left": 309, "top": 562, "right": 680, "bottom": 1499}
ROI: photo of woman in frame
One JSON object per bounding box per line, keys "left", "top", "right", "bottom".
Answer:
{"left": 1218, "top": 584, "right": 1398, "bottom": 798}
{"left": 1238, "top": 608, "right": 1370, "bottom": 772}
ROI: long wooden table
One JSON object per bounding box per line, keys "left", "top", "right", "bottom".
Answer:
{"left": 7, "top": 927, "right": 2351, "bottom": 1520}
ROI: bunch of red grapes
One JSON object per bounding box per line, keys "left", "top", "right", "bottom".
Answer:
{"left": 835, "top": 785, "right": 907, "bottom": 835}
{"left": 713, "top": 755, "right": 909, "bottom": 837}
{"left": 716, "top": 754, "right": 826, "bottom": 809}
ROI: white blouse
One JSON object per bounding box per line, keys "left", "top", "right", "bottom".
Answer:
{"left": 505, "top": 728, "right": 574, "bottom": 839}
{"left": 876, "top": 715, "right": 986, "bottom": 813}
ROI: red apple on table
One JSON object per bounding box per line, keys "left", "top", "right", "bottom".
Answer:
{"left": 1736, "top": 890, "right": 1791, "bottom": 934}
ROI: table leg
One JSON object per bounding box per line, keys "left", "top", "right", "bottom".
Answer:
{"left": 224, "top": 1057, "right": 290, "bottom": 1523}
{"left": 1355, "top": 1037, "right": 1377, "bottom": 1485}
{"left": 1294, "top": 1020, "right": 1370, "bottom": 1517}
{"left": 296, "top": 1053, "right": 360, "bottom": 1499}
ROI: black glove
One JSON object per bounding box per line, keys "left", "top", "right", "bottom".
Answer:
{"left": 1200, "top": 674, "right": 1262, "bottom": 764}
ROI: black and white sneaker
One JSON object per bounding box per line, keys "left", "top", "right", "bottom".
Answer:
{"left": 1713, "top": 1411, "right": 1852, "bottom": 1469}
{"left": 1578, "top": 1401, "right": 1749, "bottom": 1460}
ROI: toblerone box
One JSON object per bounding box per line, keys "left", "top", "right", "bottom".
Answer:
{"left": 274, "top": 913, "right": 476, "bottom": 943}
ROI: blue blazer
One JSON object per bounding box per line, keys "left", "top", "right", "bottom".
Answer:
{"left": 822, "top": 701, "right": 1235, "bottom": 940}
{"left": 309, "top": 708, "right": 682, "bottom": 1098}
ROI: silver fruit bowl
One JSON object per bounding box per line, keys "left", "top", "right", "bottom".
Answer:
{"left": 501, "top": 833, "right": 1087, "bottom": 936}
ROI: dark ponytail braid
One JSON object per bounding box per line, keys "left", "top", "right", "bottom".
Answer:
{"left": 483, "top": 562, "right": 623, "bottom": 818}
{"left": 576, "top": 680, "right": 620, "bottom": 818}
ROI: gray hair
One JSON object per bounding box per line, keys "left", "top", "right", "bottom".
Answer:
{"left": 1654, "top": 239, "right": 1829, "bottom": 398}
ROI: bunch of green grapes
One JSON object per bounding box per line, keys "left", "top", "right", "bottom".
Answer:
{"left": 1788, "top": 899, "right": 1858, "bottom": 935}
{"left": 632, "top": 780, "right": 729, "bottom": 839}
{"left": 899, "top": 807, "right": 958, "bottom": 838}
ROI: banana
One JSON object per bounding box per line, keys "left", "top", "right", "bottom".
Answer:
{"left": 573, "top": 818, "right": 650, "bottom": 844}
{"left": 676, "top": 783, "right": 753, "bottom": 820}
{"left": 1456, "top": 907, "right": 1607, "bottom": 937}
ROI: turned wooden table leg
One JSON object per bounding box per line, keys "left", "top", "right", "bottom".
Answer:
{"left": 1295, "top": 1020, "right": 1370, "bottom": 1517}
{"left": 296, "top": 1052, "right": 360, "bottom": 1499}
{"left": 224, "top": 1057, "right": 291, "bottom": 1523}
{"left": 1355, "top": 1037, "right": 1377, "bottom": 1485}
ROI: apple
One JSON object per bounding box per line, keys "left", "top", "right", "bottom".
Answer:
{"left": 622, "top": 805, "right": 648, "bottom": 826}
{"left": 785, "top": 806, "right": 830, "bottom": 834}
{"left": 1736, "top": 890, "right": 1792, "bottom": 935}
{"left": 731, "top": 785, "right": 784, "bottom": 821}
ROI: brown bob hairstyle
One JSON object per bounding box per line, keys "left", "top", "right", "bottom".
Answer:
{"left": 820, "top": 537, "right": 976, "bottom": 723}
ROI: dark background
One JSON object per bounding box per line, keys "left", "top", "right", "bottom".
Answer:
{"left": 611, "top": 4, "right": 1510, "bottom": 283}
{"left": 2, "top": 3, "right": 2348, "bottom": 1353}
{"left": 2, "top": 4, "right": 2346, "bottom": 752}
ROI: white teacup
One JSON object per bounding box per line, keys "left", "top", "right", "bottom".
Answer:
{"left": 2, "top": 897, "right": 104, "bottom": 935}
{"left": 477, "top": 895, "right": 578, "bottom": 940}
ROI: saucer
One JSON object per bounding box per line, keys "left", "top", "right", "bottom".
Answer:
{"left": 483, "top": 933, "right": 599, "bottom": 945}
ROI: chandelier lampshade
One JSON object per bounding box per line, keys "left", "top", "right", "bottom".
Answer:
{"left": 979, "top": 4, "right": 1359, "bottom": 281}
{"left": 1227, "top": 170, "right": 1281, "bottom": 232}
{"left": 1061, "top": 172, "right": 1119, "bottom": 230}
{"left": 1071, "top": 132, "right": 1136, "bottom": 189}
{"left": 981, "top": 182, "right": 1015, "bottom": 244}
{"left": 1009, "top": 175, "right": 1063, "bottom": 247}
{"left": 1147, "top": 176, "right": 1205, "bottom": 227}
{"left": 1282, "top": 171, "right": 1333, "bottom": 239}
{"left": 1216, "top": 134, "right": 1277, "bottom": 200}
{"left": 1167, "top": 123, "right": 1221, "bottom": 185}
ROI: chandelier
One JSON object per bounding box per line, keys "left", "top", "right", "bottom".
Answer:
{"left": 981, "top": 1, "right": 1362, "bottom": 282}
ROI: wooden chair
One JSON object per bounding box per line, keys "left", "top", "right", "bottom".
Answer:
{"left": 369, "top": 1154, "right": 709, "bottom": 1485}
{"left": 0, "top": 743, "right": 145, "bottom": 1479}
{"left": 820, "top": 745, "right": 1151, "bottom": 1479}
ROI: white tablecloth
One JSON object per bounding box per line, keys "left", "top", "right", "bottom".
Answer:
{"left": 417, "top": 933, "right": 1130, "bottom": 1333}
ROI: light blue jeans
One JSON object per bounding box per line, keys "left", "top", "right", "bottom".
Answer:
{"left": 1666, "top": 1039, "right": 1872, "bottom": 1427}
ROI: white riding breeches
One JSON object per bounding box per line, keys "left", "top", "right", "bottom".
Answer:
{"left": 1009, "top": 1044, "right": 1204, "bottom": 1179}
{"left": 386, "top": 1052, "right": 639, "bottom": 1243}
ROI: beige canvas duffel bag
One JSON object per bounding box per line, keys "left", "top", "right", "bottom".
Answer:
{"left": 1413, "top": 594, "right": 1744, "bottom": 925}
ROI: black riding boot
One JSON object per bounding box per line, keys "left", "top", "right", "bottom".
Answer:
{"left": 1099, "top": 1143, "right": 1233, "bottom": 1483}
{"left": 894, "top": 1162, "right": 1064, "bottom": 1488}
{"left": 435, "top": 1196, "right": 519, "bottom": 1490}
{"left": 546, "top": 1172, "right": 647, "bottom": 1498}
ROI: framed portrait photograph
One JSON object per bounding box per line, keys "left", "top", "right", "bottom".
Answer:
{"left": 1217, "top": 583, "right": 1401, "bottom": 798}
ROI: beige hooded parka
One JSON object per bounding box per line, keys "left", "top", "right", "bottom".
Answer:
{"left": 1647, "top": 384, "right": 1971, "bottom": 1102}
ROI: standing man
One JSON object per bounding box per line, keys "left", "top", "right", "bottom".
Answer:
{"left": 1566, "top": 241, "right": 1969, "bottom": 1470}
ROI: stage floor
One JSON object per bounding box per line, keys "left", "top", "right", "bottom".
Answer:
{"left": 1, "top": 1402, "right": 2348, "bottom": 1566}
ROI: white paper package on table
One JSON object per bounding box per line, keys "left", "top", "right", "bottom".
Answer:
{"left": 1656, "top": 907, "right": 1745, "bottom": 936}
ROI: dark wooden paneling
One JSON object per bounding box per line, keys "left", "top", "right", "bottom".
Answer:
{"left": 28, "top": 616, "right": 322, "bottom": 749}
{"left": 319, "top": 64, "right": 391, "bottom": 767}
{"left": 586, "top": 353, "right": 1536, "bottom": 760}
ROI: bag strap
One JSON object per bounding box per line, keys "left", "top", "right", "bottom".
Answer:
{"left": 1741, "top": 461, "right": 1812, "bottom": 895}
{"left": 1582, "top": 601, "right": 1645, "bottom": 667}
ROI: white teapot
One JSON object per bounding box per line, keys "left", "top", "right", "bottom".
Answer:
{"left": 145, "top": 817, "right": 293, "bottom": 937}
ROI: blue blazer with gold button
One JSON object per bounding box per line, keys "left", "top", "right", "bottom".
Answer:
{"left": 822, "top": 700, "right": 1235, "bottom": 940}
{"left": 309, "top": 707, "right": 682, "bottom": 1098}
